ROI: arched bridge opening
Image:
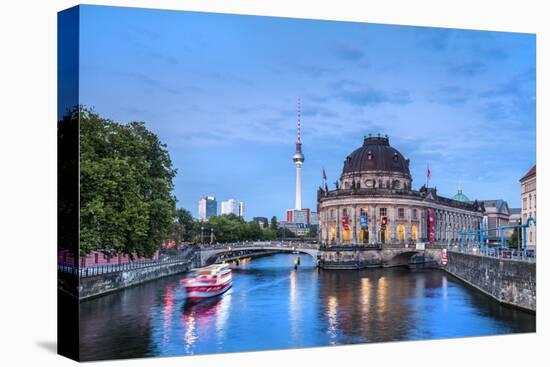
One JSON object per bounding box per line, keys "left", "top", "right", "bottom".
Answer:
{"left": 386, "top": 250, "right": 437, "bottom": 267}
{"left": 199, "top": 245, "right": 319, "bottom": 267}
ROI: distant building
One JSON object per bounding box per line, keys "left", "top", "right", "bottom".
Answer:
{"left": 286, "top": 208, "right": 310, "bottom": 224}
{"left": 451, "top": 185, "right": 470, "bottom": 202}
{"left": 278, "top": 221, "right": 310, "bottom": 237}
{"left": 506, "top": 208, "right": 522, "bottom": 239}
{"left": 253, "top": 217, "right": 269, "bottom": 228}
{"left": 520, "top": 165, "right": 536, "bottom": 248}
{"left": 198, "top": 195, "right": 217, "bottom": 221}
{"left": 221, "top": 199, "right": 240, "bottom": 216}
{"left": 310, "top": 211, "right": 319, "bottom": 225}
{"left": 239, "top": 201, "right": 246, "bottom": 220}
{"left": 481, "top": 200, "right": 511, "bottom": 242}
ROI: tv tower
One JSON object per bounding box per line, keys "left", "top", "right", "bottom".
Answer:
{"left": 292, "top": 98, "right": 305, "bottom": 210}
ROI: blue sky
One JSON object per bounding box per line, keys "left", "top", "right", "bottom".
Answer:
{"left": 78, "top": 5, "right": 536, "bottom": 220}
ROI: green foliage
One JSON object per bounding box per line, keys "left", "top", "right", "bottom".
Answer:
{"left": 308, "top": 225, "right": 318, "bottom": 238}
{"left": 277, "top": 227, "right": 296, "bottom": 238}
{"left": 79, "top": 109, "right": 176, "bottom": 257}
{"left": 508, "top": 227, "right": 520, "bottom": 248}
{"left": 170, "top": 208, "right": 196, "bottom": 243}
{"left": 193, "top": 214, "right": 278, "bottom": 243}
{"left": 270, "top": 216, "right": 278, "bottom": 232}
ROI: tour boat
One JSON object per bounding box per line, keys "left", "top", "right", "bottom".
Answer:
{"left": 181, "top": 264, "right": 232, "bottom": 300}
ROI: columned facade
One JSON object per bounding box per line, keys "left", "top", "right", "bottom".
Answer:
{"left": 317, "top": 135, "right": 484, "bottom": 269}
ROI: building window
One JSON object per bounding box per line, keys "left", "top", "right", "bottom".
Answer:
{"left": 398, "top": 208, "right": 405, "bottom": 218}
{"left": 523, "top": 197, "right": 527, "bottom": 209}
{"left": 529, "top": 194, "right": 532, "bottom": 209}
{"left": 530, "top": 231, "right": 533, "bottom": 242}
{"left": 343, "top": 208, "right": 348, "bottom": 217}
{"left": 380, "top": 208, "right": 387, "bottom": 217}
{"left": 397, "top": 224, "right": 405, "bottom": 241}
{"left": 412, "top": 208, "right": 417, "bottom": 220}
{"left": 330, "top": 209, "right": 335, "bottom": 220}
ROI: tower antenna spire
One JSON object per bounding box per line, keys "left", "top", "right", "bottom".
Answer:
{"left": 292, "top": 97, "right": 305, "bottom": 210}
{"left": 297, "top": 97, "right": 301, "bottom": 144}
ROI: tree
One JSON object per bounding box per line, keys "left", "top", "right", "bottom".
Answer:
{"left": 308, "top": 225, "right": 318, "bottom": 239}
{"left": 509, "top": 227, "right": 520, "bottom": 249}
{"left": 79, "top": 109, "right": 176, "bottom": 257}
{"left": 169, "top": 208, "right": 196, "bottom": 244}
{"left": 270, "top": 216, "right": 278, "bottom": 232}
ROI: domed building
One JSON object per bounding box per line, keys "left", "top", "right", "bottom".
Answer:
{"left": 452, "top": 185, "right": 470, "bottom": 202}
{"left": 317, "top": 134, "right": 484, "bottom": 268}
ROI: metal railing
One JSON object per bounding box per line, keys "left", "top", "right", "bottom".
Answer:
{"left": 199, "top": 241, "right": 319, "bottom": 251}
{"left": 449, "top": 245, "right": 536, "bottom": 262}
{"left": 58, "top": 251, "right": 196, "bottom": 277}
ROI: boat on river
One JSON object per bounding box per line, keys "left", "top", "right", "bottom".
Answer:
{"left": 181, "top": 264, "right": 232, "bottom": 300}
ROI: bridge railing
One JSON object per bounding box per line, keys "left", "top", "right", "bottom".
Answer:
{"left": 449, "top": 245, "right": 536, "bottom": 262}
{"left": 199, "top": 241, "right": 320, "bottom": 251}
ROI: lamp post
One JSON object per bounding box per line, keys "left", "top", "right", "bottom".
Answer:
{"left": 201, "top": 226, "right": 204, "bottom": 244}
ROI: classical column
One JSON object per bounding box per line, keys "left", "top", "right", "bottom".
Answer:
{"left": 353, "top": 204, "right": 360, "bottom": 244}
{"left": 389, "top": 206, "right": 396, "bottom": 243}
{"left": 370, "top": 205, "right": 377, "bottom": 244}
{"left": 407, "top": 206, "right": 412, "bottom": 242}
{"left": 336, "top": 206, "right": 341, "bottom": 244}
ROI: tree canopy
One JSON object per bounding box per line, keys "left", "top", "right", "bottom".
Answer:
{"left": 79, "top": 109, "right": 176, "bottom": 257}
{"left": 185, "top": 214, "right": 276, "bottom": 243}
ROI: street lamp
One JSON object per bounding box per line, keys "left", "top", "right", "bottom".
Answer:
{"left": 201, "top": 226, "right": 204, "bottom": 244}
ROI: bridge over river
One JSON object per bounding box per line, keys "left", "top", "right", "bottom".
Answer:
{"left": 195, "top": 241, "right": 445, "bottom": 268}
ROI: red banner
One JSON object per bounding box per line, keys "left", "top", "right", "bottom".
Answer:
{"left": 342, "top": 216, "right": 350, "bottom": 231}
{"left": 428, "top": 209, "right": 435, "bottom": 242}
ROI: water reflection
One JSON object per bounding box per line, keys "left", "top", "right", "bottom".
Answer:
{"left": 79, "top": 254, "right": 535, "bottom": 361}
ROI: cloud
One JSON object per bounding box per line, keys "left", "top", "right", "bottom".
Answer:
{"left": 416, "top": 27, "right": 454, "bottom": 52}
{"left": 332, "top": 43, "right": 364, "bottom": 61}
{"left": 448, "top": 61, "right": 487, "bottom": 76}
{"left": 429, "top": 85, "right": 468, "bottom": 106}
{"left": 331, "top": 79, "right": 412, "bottom": 106}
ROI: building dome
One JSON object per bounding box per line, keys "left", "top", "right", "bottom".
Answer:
{"left": 342, "top": 135, "right": 411, "bottom": 177}
{"left": 452, "top": 185, "right": 470, "bottom": 202}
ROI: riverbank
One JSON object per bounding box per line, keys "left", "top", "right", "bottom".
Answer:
{"left": 79, "top": 259, "right": 192, "bottom": 300}
{"left": 443, "top": 251, "right": 536, "bottom": 312}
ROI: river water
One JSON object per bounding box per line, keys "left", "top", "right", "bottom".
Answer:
{"left": 79, "top": 253, "right": 535, "bottom": 361}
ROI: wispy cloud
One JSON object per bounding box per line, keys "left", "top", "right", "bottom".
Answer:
{"left": 332, "top": 43, "right": 364, "bottom": 61}
{"left": 429, "top": 85, "right": 469, "bottom": 106}
{"left": 448, "top": 61, "right": 487, "bottom": 76}
{"left": 331, "top": 79, "right": 412, "bottom": 106}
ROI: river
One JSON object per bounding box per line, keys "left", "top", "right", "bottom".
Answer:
{"left": 79, "top": 253, "right": 535, "bottom": 361}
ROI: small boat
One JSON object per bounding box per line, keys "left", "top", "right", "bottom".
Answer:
{"left": 181, "top": 264, "right": 232, "bottom": 300}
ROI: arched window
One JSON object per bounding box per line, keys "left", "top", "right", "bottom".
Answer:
{"left": 397, "top": 224, "right": 406, "bottom": 242}
{"left": 412, "top": 225, "right": 418, "bottom": 241}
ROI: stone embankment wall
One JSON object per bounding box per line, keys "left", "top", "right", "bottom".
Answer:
{"left": 79, "top": 261, "right": 191, "bottom": 300}
{"left": 445, "top": 251, "right": 536, "bottom": 312}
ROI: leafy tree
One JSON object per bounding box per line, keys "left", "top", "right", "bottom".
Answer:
{"left": 509, "top": 227, "right": 520, "bottom": 249}
{"left": 173, "top": 208, "right": 196, "bottom": 242}
{"left": 270, "top": 216, "right": 278, "bottom": 232}
{"left": 277, "top": 227, "right": 296, "bottom": 239}
{"left": 308, "top": 225, "right": 318, "bottom": 239}
{"left": 79, "top": 109, "right": 176, "bottom": 257}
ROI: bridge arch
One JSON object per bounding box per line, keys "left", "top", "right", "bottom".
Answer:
{"left": 199, "top": 244, "right": 319, "bottom": 266}
{"left": 385, "top": 250, "right": 437, "bottom": 267}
